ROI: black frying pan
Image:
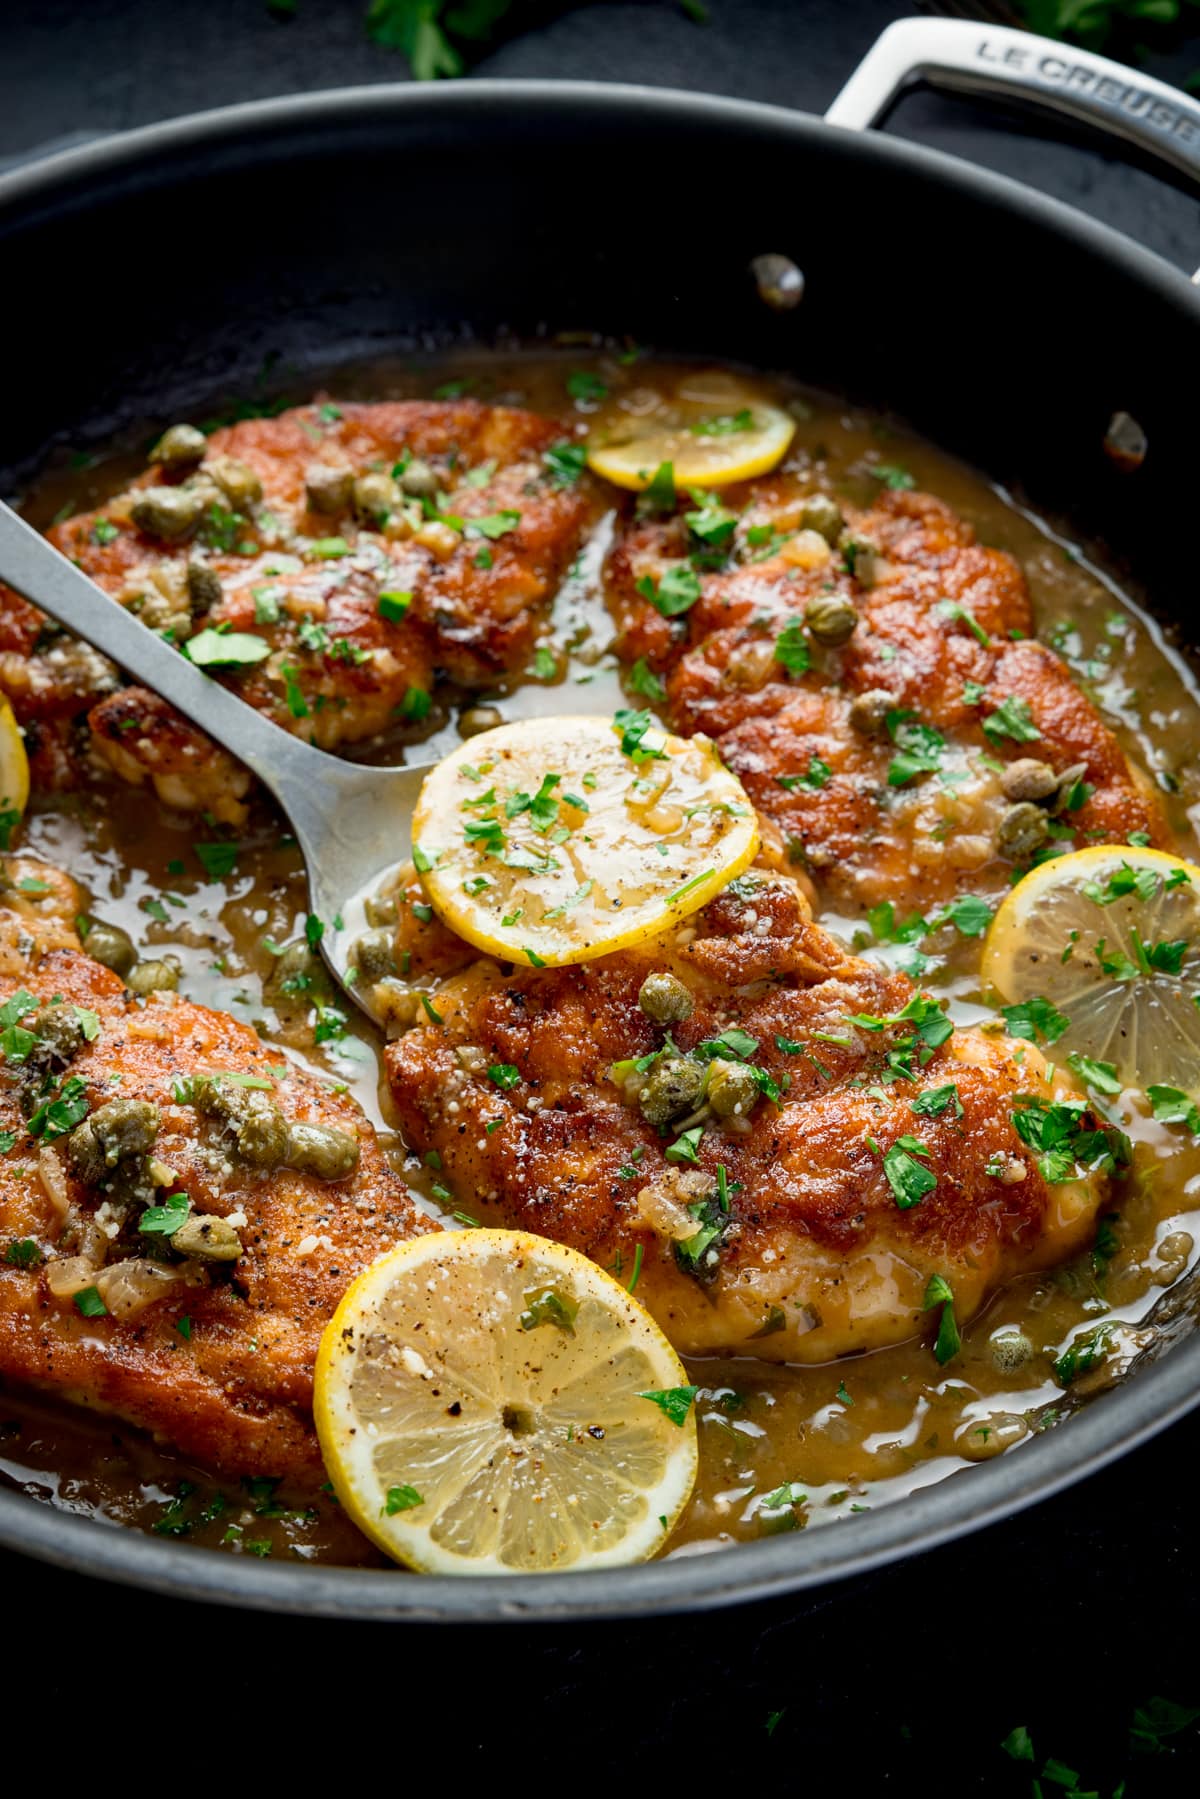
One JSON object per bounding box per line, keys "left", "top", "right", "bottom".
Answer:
{"left": 1, "top": 17, "right": 1198, "bottom": 1620}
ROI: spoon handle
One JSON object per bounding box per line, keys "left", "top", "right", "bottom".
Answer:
{"left": 0, "top": 498, "right": 338, "bottom": 803}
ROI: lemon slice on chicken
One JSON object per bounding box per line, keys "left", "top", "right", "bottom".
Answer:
{"left": 314, "top": 1229, "right": 699, "bottom": 1575}
{"left": 587, "top": 370, "right": 796, "bottom": 491}
{"left": 981, "top": 845, "right": 1200, "bottom": 1093}
{"left": 411, "top": 714, "right": 759, "bottom": 967}
{"left": 0, "top": 696, "right": 30, "bottom": 838}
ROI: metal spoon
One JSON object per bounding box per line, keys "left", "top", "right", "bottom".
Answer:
{"left": 0, "top": 499, "right": 426, "bottom": 1012}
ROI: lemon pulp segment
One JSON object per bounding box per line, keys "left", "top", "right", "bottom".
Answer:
{"left": 411, "top": 714, "right": 759, "bottom": 967}
{"left": 586, "top": 370, "right": 796, "bottom": 491}
{"left": 0, "top": 697, "right": 30, "bottom": 835}
{"left": 981, "top": 845, "right": 1200, "bottom": 1093}
{"left": 313, "top": 1229, "right": 699, "bottom": 1575}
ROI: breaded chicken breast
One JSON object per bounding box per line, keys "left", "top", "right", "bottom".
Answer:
{"left": 607, "top": 482, "right": 1165, "bottom": 914}
{"left": 0, "top": 889, "right": 434, "bottom": 1486}
{"left": 386, "top": 870, "right": 1120, "bottom": 1362}
{"left": 0, "top": 399, "right": 596, "bottom": 816}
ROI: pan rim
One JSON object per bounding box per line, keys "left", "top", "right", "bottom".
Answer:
{"left": 0, "top": 75, "right": 1197, "bottom": 311}
{"left": 1, "top": 74, "right": 1198, "bottom": 1618}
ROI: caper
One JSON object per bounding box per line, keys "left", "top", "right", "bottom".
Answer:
{"left": 398, "top": 458, "right": 439, "bottom": 498}
{"left": 1051, "top": 761, "right": 1090, "bottom": 813}
{"left": 805, "top": 591, "right": 858, "bottom": 647}
{"left": 125, "top": 957, "right": 181, "bottom": 995}
{"left": 364, "top": 894, "right": 399, "bottom": 928}
{"left": 19, "top": 1006, "right": 87, "bottom": 1095}
{"left": 170, "top": 1213, "right": 243, "bottom": 1263}
{"left": 955, "top": 1412, "right": 1029, "bottom": 1461}
{"left": 1000, "top": 758, "right": 1058, "bottom": 804}
{"left": 130, "top": 487, "right": 205, "bottom": 542}
{"left": 305, "top": 464, "right": 354, "bottom": 514}
{"left": 235, "top": 1100, "right": 289, "bottom": 1167}
{"left": 354, "top": 928, "right": 395, "bottom": 983}
{"left": 205, "top": 456, "right": 262, "bottom": 509}
{"left": 996, "top": 802, "right": 1050, "bottom": 861}
{"left": 800, "top": 494, "right": 844, "bottom": 544}
{"left": 154, "top": 423, "right": 207, "bottom": 471}
{"left": 841, "top": 531, "right": 877, "bottom": 588}
{"left": 185, "top": 561, "right": 223, "bottom": 613}
{"left": 68, "top": 1098, "right": 159, "bottom": 1183}
{"left": 638, "top": 1057, "right": 706, "bottom": 1130}
{"left": 726, "top": 640, "right": 777, "bottom": 691}
{"left": 749, "top": 252, "right": 805, "bottom": 312}
{"left": 848, "top": 688, "right": 898, "bottom": 736}
{"left": 81, "top": 917, "right": 136, "bottom": 977}
{"left": 989, "top": 1328, "right": 1034, "bottom": 1373}
{"left": 638, "top": 971, "right": 694, "bottom": 1026}
{"left": 707, "top": 1059, "right": 760, "bottom": 1120}
{"left": 459, "top": 704, "right": 503, "bottom": 739}
{"left": 285, "top": 1121, "right": 360, "bottom": 1181}
{"left": 352, "top": 471, "right": 398, "bottom": 522}
{"left": 265, "top": 941, "right": 328, "bottom": 1006}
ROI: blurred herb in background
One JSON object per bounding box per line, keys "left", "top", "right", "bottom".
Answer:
{"left": 268, "top": 1, "right": 708, "bottom": 82}
{"left": 1015, "top": 0, "right": 1200, "bottom": 82}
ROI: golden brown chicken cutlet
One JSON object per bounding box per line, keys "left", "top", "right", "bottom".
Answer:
{"left": 385, "top": 870, "right": 1120, "bottom": 1362}
{"left": 607, "top": 482, "right": 1165, "bottom": 915}
{"left": 0, "top": 889, "right": 434, "bottom": 1488}
{"left": 0, "top": 399, "right": 596, "bottom": 815}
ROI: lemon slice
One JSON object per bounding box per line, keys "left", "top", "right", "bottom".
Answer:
{"left": 314, "top": 1228, "right": 699, "bottom": 1575}
{"left": 411, "top": 714, "right": 759, "bottom": 967}
{"left": 0, "top": 695, "right": 30, "bottom": 837}
{"left": 586, "top": 370, "right": 796, "bottom": 491}
{"left": 981, "top": 845, "right": 1200, "bottom": 1092}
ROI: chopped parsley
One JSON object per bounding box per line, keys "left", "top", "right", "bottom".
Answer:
{"left": 1066, "top": 1053, "right": 1121, "bottom": 1095}
{"left": 628, "top": 657, "right": 667, "bottom": 703}
{"left": 982, "top": 696, "right": 1041, "bottom": 744}
{"left": 882, "top": 1136, "right": 937, "bottom": 1209}
{"left": 1053, "top": 1322, "right": 1115, "bottom": 1386}
{"left": 777, "top": 756, "right": 831, "bottom": 792}
{"left": 1147, "top": 1084, "right": 1200, "bottom": 1133}
{"left": 138, "top": 1194, "right": 192, "bottom": 1236}
{"left": 519, "top": 1286, "right": 578, "bottom": 1335}
{"left": 922, "top": 1273, "right": 960, "bottom": 1364}
{"left": 28, "top": 1074, "right": 89, "bottom": 1142}
{"left": 613, "top": 707, "right": 663, "bottom": 760}
{"left": 868, "top": 462, "right": 915, "bottom": 490}
{"left": 194, "top": 840, "right": 240, "bottom": 881}
{"left": 636, "top": 564, "right": 702, "bottom": 617}
{"left": 1010, "top": 1096, "right": 1124, "bottom": 1183}
{"left": 184, "top": 628, "right": 271, "bottom": 669}
{"left": 638, "top": 1385, "right": 699, "bottom": 1427}
{"left": 910, "top": 1083, "right": 962, "bottom": 1119}
{"left": 465, "top": 509, "right": 520, "bottom": 541}
{"left": 566, "top": 370, "right": 608, "bottom": 403}
{"left": 74, "top": 1285, "right": 107, "bottom": 1319}
{"left": 886, "top": 711, "right": 945, "bottom": 786}
{"left": 399, "top": 686, "right": 432, "bottom": 723}
{"left": 384, "top": 1485, "right": 424, "bottom": 1515}
{"left": 999, "top": 996, "right": 1071, "bottom": 1045}
{"left": 773, "top": 621, "right": 810, "bottom": 677}
{"left": 543, "top": 441, "right": 587, "bottom": 486}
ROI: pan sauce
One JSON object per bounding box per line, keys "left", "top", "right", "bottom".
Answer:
{"left": 3, "top": 350, "right": 1200, "bottom": 1568}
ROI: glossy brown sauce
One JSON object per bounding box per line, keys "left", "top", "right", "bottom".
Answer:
{"left": 4, "top": 350, "right": 1200, "bottom": 1568}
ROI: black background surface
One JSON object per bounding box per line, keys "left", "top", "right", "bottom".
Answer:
{"left": 2, "top": 1, "right": 1199, "bottom": 1783}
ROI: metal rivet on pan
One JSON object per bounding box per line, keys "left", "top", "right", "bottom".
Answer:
{"left": 1103, "top": 410, "right": 1147, "bottom": 470}
{"left": 750, "top": 253, "right": 805, "bottom": 311}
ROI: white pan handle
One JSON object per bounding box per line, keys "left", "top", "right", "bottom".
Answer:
{"left": 827, "top": 17, "right": 1200, "bottom": 256}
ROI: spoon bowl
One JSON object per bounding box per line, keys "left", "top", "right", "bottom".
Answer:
{"left": 0, "top": 498, "right": 429, "bottom": 1014}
